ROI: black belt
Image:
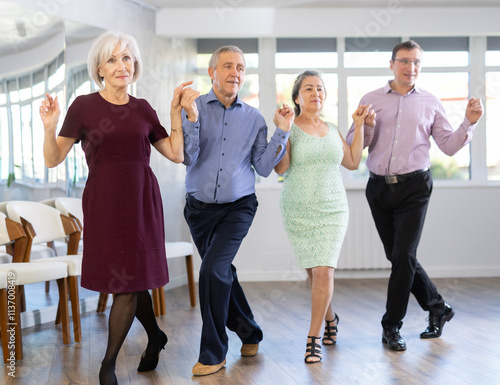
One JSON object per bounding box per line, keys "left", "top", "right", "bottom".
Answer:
{"left": 369, "top": 168, "right": 429, "bottom": 184}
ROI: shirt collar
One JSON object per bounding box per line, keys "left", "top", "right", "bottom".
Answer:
{"left": 385, "top": 80, "right": 420, "bottom": 95}
{"left": 206, "top": 88, "right": 243, "bottom": 108}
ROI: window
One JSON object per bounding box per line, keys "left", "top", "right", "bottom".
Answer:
{"left": 191, "top": 36, "right": 494, "bottom": 187}
{"left": 65, "top": 65, "right": 98, "bottom": 191}
{"left": 0, "top": 51, "right": 65, "bottom": 188}
{"left": 344, "top": 37, "right": 472, "bottom": 181}
{"left": 276, "top": 38, "right": 337, "bottom": 69}
{"left": 485, "top": 37, "right": 500, "bottom": 181}
{"left": 418, "top": 72, "right": 470, "bottom": 180}
{"left": 410, "top": 37, "right": 469, "bottom": 67}
{"left": 275, "top": 38, "right": 338, "bottom": 126}
{"left": 344, "top": 37, "right": 400, "bottom": 68}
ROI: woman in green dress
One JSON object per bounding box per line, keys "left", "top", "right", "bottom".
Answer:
{"left": 275, "top": 70, "right": 375, "bottom": 364}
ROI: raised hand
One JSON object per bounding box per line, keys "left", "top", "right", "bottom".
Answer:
{"left": 352, "top": 104, "right": 375, "bottom": 127}
{"left": 39, "top": 93, "right": 61, "bottom": 131}
{"left": 273, "top": 104, "right": 294, "bottom": 132}
{"left": 466, "top": 97, "right": 483, "bottom": 124}
{"left": 172, "top": 80, "right": 200, "bottom": 122}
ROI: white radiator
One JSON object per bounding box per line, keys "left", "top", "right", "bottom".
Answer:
{"left": 337, "top": 207, "right": 390, "bottom": 270}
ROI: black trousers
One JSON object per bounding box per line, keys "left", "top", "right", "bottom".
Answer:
{"left": 184, "top": 193, "right": 263, "bottom": 365}
{"left": 366, "top": 170, "right": 445, "bottom": 328}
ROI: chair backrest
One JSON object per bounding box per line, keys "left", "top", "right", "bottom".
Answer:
{"left": 6, "top": 201, "right": 66, "bottom": 244}
{"left": 0, "top": 211, "right": 28, "bottom": 263}
{"left": 0, "top": 202, "right": 8, "bottom": 216}
{"left": 55, "top": 198, "right": 83, "bottom": 226}
{"left": 0, "top": 212, "right": 10, "bottom": 246}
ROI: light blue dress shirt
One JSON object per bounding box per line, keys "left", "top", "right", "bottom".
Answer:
{"left": 182, "top": 89, "right": 290, "bottom": 204}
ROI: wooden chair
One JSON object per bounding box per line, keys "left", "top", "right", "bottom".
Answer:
{"left": 97, "top": 241, "right": 196, "bottom": 316}
{"left": 5, "top": 201, "right": 83, "bottom": 343}
{"left": 40, "top": 197, "right": 83, "bottom": 256}
{"left": 0, "top": 212, "right": 70, "bottom": 363}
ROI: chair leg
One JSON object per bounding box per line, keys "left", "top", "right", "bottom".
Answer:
{"left": 45, "top": 281, "right": 50, "bottom": 293}
{"left": 151, "top": 288, "right": 160, "bottom": 317}
{"left": 0, "top": 288, "right": 10, "bottom": 364}
{"left": 97, "top": 292, "right": 108, "bottom": 313}
{"left": 13, "top": 286, "right": 23, "bottom": 360}
{"left": 56, "top": 278, "right": 71, "bottom": 345}
{"left": 68, "top": 276, "right": 82, "bottom": 343}
{"left": 159, "top": 286, "right": 166, "bottom": 316}
{"left": 19, "top": 285, "right": 26, "bottom": 313}
{"left": 185, "top": 254, "right": 196, "bottom": 306}
{"left": 55, "top": 302, "right": 61, "bottom": 325}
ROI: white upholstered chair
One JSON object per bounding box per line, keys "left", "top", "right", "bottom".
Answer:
{"left": 40, "top": 197, "right": 84, "bottom": 256}
{"left": 0, "top": 212, "right": 71, "bottom": 363}
{"left": 5, "top": 201, "right": 83, "bottom": 343}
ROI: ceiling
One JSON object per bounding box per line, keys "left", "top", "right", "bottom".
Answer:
{"left": 1, "top": 0, "right": 499, "bottom": 59}
{"left": 134, "top": 0, "right": 500, "bottom": 9}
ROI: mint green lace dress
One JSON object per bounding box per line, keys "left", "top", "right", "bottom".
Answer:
{"left": 280, "top": 122, "right": 349, "bottom": 268}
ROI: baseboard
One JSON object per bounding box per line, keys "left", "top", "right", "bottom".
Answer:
{"left": 19, "top": 277, "right": 190, "bottom": 329}
{"left": 21, "top": 295, "right": 100, "bottom": 329}
{"left": 19, "top": 267, "right": 500, "bottom": 329}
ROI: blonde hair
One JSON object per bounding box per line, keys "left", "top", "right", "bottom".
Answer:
{"left": 87, "top": 31, "right": 142, "bottom": 89}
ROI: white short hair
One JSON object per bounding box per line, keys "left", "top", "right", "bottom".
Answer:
{"left": 87, "top": 31, "right": 142, "bottom": 89}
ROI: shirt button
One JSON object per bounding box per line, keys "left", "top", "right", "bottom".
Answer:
{"left": 222, "top": 153, "right": 224, "bottom": 156}
{"left": 225, "top": 123, "right": 227, "bottom": 125}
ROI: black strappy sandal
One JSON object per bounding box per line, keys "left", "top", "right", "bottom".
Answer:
{"left": 322, "top": 313, "right": 339, "bottom": 345}
{"left": 304, "top": 336, "right": 322, "bottom": 364}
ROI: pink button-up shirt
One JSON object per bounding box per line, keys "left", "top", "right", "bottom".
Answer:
{"left": 347, "top": 81, "right": 477, "bottom": 176}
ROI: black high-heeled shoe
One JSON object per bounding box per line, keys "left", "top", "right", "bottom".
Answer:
{"left": 137, "top": 330, "right": 168, "bottom": 372}
{"left": 304, "top": 336, "right": 322, "bottom": 364}
{"left": 322, "top": 313, "right": 339, "bottom": 345}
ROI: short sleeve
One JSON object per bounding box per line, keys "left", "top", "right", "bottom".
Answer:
{"left": 59, "top": 96, "right": 86, "bottom": 143}
{"left": 141, "top": 99, "right": 168, "bottom": 144}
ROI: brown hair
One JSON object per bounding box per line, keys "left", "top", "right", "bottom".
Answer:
{"left": 391, "top": 40, "right": 422, "bottom": 61}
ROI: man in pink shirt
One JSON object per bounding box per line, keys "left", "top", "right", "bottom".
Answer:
{"left": 347, "top": 40, "right": 483, "bottom": 351}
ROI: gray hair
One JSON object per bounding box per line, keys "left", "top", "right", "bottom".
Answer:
{"left": 87, "top": 31, "right": 142, "bottom": 89}
{"left": 208, "top": 45, "right": 245, "bottom": 69}
{"left": 291, "top": 70, "right": 325, "bottom": 116}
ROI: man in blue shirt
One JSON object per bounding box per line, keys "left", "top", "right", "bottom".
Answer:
{"left": 181, "top": 45, "right": 294, "bottom": 376}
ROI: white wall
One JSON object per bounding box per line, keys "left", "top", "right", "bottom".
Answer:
{"left": 222, "top": 184, "right": 500, "bottom": 282}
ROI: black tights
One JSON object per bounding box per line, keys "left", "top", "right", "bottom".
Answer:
{"left": 99, "top": 290, "right": 163, "bottom": 385}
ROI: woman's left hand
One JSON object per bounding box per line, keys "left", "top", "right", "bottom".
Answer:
{"left": 352, "top": 104, "right": 375, "bottom": 127}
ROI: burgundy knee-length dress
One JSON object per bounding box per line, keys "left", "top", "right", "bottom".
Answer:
{"left": 59, "top": 92, "right": 169, "bottom": 293}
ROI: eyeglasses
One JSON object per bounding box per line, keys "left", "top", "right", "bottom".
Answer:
{"left": 393, "top": 59, "right": 421, "bottom": 67}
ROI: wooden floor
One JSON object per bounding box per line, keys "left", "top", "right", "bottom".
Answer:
{"left": 2, "top": 277, "right": 500, "bottom": 384}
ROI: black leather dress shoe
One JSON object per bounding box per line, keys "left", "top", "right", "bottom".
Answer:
{"left": 420, "top": 302, "right": 455, "bottom": 339}
{"left": 382, "top": 325, "right": 407, "bottom": 351}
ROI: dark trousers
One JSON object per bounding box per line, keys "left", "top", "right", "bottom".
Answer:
{"left": 366, "top": 170, "right": 445, "bottom": 328}
{"left": 184, "top": 193, "right": 263, "bottom": 365}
